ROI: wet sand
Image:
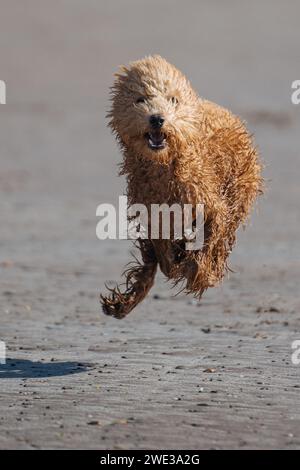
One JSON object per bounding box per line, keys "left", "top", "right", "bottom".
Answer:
{"left": 0, "top": 0, "right": 300, "bottom": 449}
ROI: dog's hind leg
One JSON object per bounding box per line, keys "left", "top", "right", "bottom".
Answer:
{"left": 100, "top": 240, "right": 157, "bottom": 319}
{"left": 170, "top": 202, "right": 230, "bottom": 297}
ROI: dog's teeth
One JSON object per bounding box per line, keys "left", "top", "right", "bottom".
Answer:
{"left": 146, "top": 132, "right": 166, "bottom": 149}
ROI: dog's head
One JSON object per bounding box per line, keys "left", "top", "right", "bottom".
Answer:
{"left": 108, "top": 55, "right": 202, "bottom": 162}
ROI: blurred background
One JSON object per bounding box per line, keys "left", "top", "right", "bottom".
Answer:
{"left": 0, "top": 0, "right": 299, "bottom": 449}
{"left": 1, "top": 0, "right": 299, "bottom": 272}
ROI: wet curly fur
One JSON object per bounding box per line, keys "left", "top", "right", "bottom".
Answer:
{"left": 100, "top": 55, "right": 263, "bottom": 319}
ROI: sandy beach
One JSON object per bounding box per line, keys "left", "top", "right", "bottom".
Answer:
{"left": 0, "top": 0, "right": 300, "bottom": 449}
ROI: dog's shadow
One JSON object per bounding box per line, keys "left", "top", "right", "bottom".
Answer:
{"left": 0, "top": 358, "right": 89, "bottom": 379}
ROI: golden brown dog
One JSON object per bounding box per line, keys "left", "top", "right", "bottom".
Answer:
{"left": 100, "top": 55, "right": 263, "bottom": 319}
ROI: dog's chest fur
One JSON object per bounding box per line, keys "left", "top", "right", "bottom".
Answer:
{"left": 122, "top": 148, "right": 219, "bottom": 211}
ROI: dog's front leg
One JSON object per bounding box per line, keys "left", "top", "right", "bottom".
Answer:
{"left": 100, "top": 240, "right": 157, "bottom": 319}
{"left": 179, "top": 204, "right": 231, "bottom": 296}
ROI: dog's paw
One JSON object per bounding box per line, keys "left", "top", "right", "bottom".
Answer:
{"left": 100, "top": 292, "right": 134, "bottom": 320}
{"left": 101, "top": 299, "right": 127, "bottom": 319}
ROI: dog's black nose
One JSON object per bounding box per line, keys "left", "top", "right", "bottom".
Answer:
{"left": 149, "top": 114, "right": 165, "bottom": 129}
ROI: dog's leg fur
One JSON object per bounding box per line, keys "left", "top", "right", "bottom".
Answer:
{"left": 170, "top": 203, "right": 229, "bottom": 296}
{"left": 182, "top": 199, "right": 260, "bottom": 299}
{"left": 100, "top": 240, "right": 157, "bottom": 319}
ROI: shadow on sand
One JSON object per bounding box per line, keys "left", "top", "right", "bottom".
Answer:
{"left": 0, "top": 358, "right": 90, "bottom": 379}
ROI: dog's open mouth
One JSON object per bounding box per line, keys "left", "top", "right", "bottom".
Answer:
{"left": 145, "top": 131, "right": 166, "bottom": 150}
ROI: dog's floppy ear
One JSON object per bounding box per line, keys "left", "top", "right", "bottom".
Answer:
{"left": 112, "top": 65, "right": 130, "bottom": 87}
{"left": 107, "top": 66, "right": 132, "bottom": 138}
{"left": 108, "top": 65, "right": 131, "bottom": 107}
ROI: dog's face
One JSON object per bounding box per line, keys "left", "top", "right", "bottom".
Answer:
{"left": 108, "top": 55, "right": 202, "bottom": 162}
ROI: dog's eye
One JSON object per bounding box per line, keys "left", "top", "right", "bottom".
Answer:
{"left": 136, "top": 97, "right": 146, "bottom": 104}
{"left": 171, "top": 96, "right": 179, "bottom": 105}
